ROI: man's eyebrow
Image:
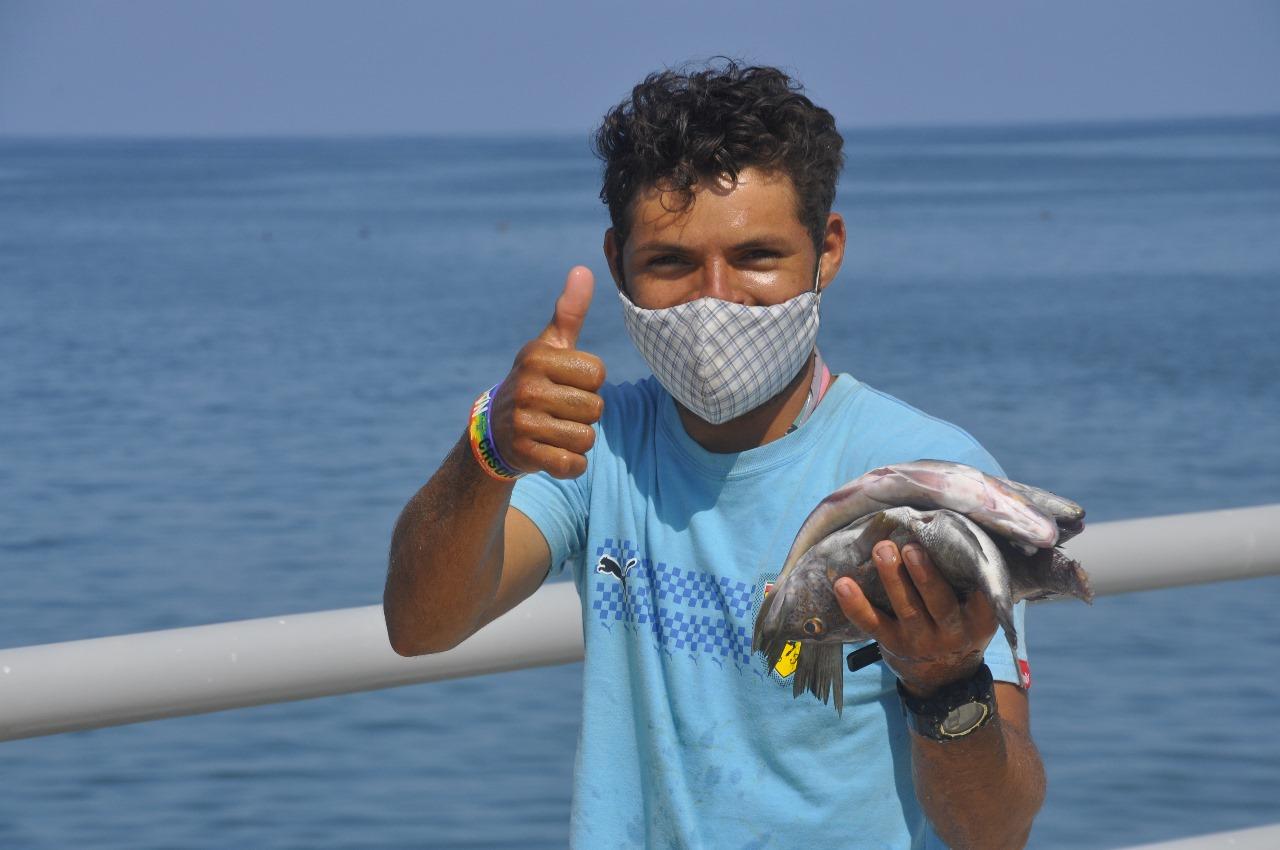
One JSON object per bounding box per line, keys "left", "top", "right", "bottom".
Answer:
{"left": 632, "top": 241, "right": 690, "bottom": 254}
{"left": 633, "top": 236, "right": 794, "bottom": 254}
{"left": 730, "top": 237, "right": 791, "bottom": 251}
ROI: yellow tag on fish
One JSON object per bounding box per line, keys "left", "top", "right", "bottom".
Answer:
{"left": 772, "top": 641, "right": 802, "bottom": 678}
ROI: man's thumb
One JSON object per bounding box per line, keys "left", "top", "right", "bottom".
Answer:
{"left": 541, "top": 266, "right": 595, "bottom": 349}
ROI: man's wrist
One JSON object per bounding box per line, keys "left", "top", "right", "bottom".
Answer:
{"left": 888, "top": 650, "right": 986, "bottom": 700}
{"left": 468, "top": 382, "right": 524, "bottom": 482}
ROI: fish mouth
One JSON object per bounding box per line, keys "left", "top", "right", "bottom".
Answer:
{"left": 1056, "top": 517, "right": 1086, "bottom": 544}
{"left": 752, "top": 582, "right": 827, "bottom": 689}
{"left": 751, "top": 581, "right": 789, "bottom": 658}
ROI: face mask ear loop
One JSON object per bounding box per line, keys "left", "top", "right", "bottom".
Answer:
{"left": 813, "top": 261, "right": 822, "bottom": 294}
{"left": 616, "top": 268, "right": 633, "bottom": 303}
{"left": 613, "top": 230, "right": 636, "bottom": 303}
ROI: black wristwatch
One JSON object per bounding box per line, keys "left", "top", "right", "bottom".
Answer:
{"left": 896, "top": 663, "right": 996, "bottom": 742}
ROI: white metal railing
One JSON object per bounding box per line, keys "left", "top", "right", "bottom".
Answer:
{"left": 2, "top": 503, "right": 1278, "bottom": 743}
{"left": 1118, "top": 822, "right": 1280, "bottom": 850}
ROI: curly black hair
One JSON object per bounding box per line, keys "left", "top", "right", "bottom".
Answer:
{"left": 593, "top": 60, "right": 844, "bottom": 252}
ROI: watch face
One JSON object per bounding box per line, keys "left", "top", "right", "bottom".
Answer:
{"left": 941, "top": 701, "right": 989, "bottom": 737}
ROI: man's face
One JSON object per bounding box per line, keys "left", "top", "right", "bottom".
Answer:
{"left": 606, "top": 167, "right": 836, "bottom": 311}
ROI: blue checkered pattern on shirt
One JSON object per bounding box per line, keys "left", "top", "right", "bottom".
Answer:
{"left": 590, "top": 538, "right": 754, "bottom": 664}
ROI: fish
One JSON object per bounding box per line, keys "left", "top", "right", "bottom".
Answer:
{"left": 775, "top": 460, "right": 1086, "bottom": 574}
{"left": 752, "top": 461, "right": 1092, "bottom": 714}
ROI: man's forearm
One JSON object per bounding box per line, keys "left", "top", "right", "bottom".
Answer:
{"left": 384, "top": 270, "right": 603, "bottom": 656}
{"left": 909, "top": 687, "right": 1045, "bottom": 850}
{"left": 384, "top": 433, "right": 514, "bottom": 656}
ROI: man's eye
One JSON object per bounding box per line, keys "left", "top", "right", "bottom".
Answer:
{"left": 649, "top": 255, "right": 686, "bottom": 268}
{"left": 743, "top": 249, "right": 780, "bottom": 262}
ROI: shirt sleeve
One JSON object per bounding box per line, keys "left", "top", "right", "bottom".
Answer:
{"left": 509, "top": 468, "right": 590, "bottom": 577}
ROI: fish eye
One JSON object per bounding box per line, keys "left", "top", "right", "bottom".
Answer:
{"left": 802, "top": 618, "right": 825, "bottom": 636}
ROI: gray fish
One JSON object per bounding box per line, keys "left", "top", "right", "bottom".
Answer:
{"left": 776, "top": 460, "right": 1085, "bottom": 578}
{"left": 998, "top": 477, "right": 1087, "bottom": 544}
{"left": 753, "top": 503, "right": 1092, "bottom": 714}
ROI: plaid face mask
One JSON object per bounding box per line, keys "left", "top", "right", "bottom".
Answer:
{"left": 618, "top": 289, "right": 821, "bottom": 425}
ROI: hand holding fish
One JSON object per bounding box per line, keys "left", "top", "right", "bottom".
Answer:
{"left": 489, "top": 266, "right": 606, "bottom": 479}
{"left": 753, "top": 460, "right": 1093, "bottom": 713}
{"left": 834, "top": 540, "right": 998, "bottom": 698}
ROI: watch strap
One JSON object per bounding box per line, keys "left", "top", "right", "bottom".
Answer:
{"left": 897, "top": 663, "right": 996, "bottom": 742}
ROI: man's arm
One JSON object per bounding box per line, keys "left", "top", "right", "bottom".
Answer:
{"left": 384, "top": 267, "right": 604, "bottom": 656}
{"left": 383, "top": 436, "right": 550, "bottom": 655}
{"left": 908, "top": 682, "right": 1045, "bottom": 850}
{"left": 835, "top": 541, "right": 1045, "bottom": 849}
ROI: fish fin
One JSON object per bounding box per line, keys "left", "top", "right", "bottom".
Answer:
{"left": 998, "top": 609, "right": 1020, "bottom": 662}
{"left": 993, "top": 588, "right": 1019, "bottom": 660}
{"left": 792, "top": 642, "right": 845, "bottom": 715}
{"left": 760, "top": 636, "right": 789, "bottom": 674}
{"left": 945, "top": 512, "right": 1020, "bottom": 652}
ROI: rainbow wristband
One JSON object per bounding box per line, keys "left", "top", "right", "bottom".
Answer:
{"left": 468, "top": 382, "right": 523, "bottom": 482}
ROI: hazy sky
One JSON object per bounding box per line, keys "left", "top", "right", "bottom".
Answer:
{"left": 1, "top": 0, "right": 1277, "bottom": 136}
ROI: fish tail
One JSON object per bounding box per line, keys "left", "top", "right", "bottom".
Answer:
{"left": 1010, "top": 548, "right": 1094, "bottom": 604}
{"left": 1049, "top": 550, "right": 1094, "bottom": 603}
{"left": 792, "top": 642, "right": 845, "bottom": 715}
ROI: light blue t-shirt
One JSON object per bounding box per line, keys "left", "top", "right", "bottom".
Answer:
{"left": 511, "top": 374, "right": 1026, "bottom": 849}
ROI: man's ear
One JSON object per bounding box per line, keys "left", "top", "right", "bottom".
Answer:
{"left": 603, "top": 228, "right": 626, "bottom": 292}
{"left": 817, "top": 213, "right": 847, "bottom": 292}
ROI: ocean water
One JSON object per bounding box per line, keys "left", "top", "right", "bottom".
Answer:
{"left": 1, "top": 117, "right": 1278, "bottom": 848}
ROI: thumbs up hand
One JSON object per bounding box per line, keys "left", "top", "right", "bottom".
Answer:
{"left": 489, "top": 266, "right": 606, "bottom": 479}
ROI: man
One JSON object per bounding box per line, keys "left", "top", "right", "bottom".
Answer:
{"left": 385, "top": 62, "right": 1045, "bottom": 848}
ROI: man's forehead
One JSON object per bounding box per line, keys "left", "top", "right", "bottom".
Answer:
{"left": 627, "top": 167, "right": 804, "bottom": 245}
{"left": 634, "top": 166, "right": 796, "bottom": 207}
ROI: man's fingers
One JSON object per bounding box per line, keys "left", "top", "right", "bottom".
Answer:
{"left": 540, "top": 383, "right": 605, "bottom": 424}
{"left": 962, "top": 587, "right": 999, "bottom": 636}
{"left": 538, "top": 349, "right": 606, "bottom": 393}
{"left": 539, "top": 266, "right": 595, "bottom": 349}
{"left": 901, "top": 544, "right": 963, "bottom": 634}
{"left": 516, "top": 411, "right": 596, "bottom": 456}
{"left": 834, "top": 577, "right": 895, "bottom": 642}
{"left": 874, "top": 541, "right": 930, "bottom": 625}
{"left": 520, "top": 439, "right": 588, "bottom": 480}
{"left": 500, "top": 266, "right": 602, "bottom": 479}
